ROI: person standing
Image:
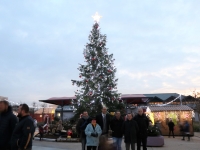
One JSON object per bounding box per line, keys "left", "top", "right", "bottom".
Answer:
{"left": 76, "top": 111, "right": 91, "bottom": 150}
{"left": 56, "top": 120, "right": 63, "bottom": 141}
{"left": 182, "top": 120, "right": 190, "bottom": 141}
{"left": 11, "top": 104, "right": 34, "bottom": 150}
{"left": 134, "top": 108, "right": 150, "bottom": 150}
{"left": 85, "top": 117, "right": 102, "bottom": 150}
{"left": 122, "top": 113, "right": 139, "bottom": 150}
{"left": 110, "top": 111, "right": 124, "bottom": 150}
{"left": 33, "top": 118, "right": 37, "bottom": 130}
{"left": 168, "top": 119, "right": 175, "bottom": 138}
{"left": 32, "top": 118, "right": 37, "bottom": 139}
{"left": 0, "top": 100, "right": 18, "bottom": 150}
{"left": 179, "top": 122, "right": 184, "bottom": 138}
{"left": 96, "top": 106, "right": 111, "bottom": 150}
{"left": 38, "top": 125, "right": 44, "bottom": 141}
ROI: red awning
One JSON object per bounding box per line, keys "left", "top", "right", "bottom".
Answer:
{"left": 39, "top": 97, "right": 75, "bottom": 106}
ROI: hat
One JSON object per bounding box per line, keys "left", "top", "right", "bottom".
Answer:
{"left": 91, "top": 116, "right": 96, "bottom": 120}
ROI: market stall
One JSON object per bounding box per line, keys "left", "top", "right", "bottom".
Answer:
{"left": 146, "top": 105, "right": 194, "bottom": 136}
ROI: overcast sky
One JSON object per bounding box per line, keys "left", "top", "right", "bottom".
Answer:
{"left": 0, "top": 0, "right": 200, "bottom": 105}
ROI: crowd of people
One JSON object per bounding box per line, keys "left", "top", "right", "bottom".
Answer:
{"left": 0, "top": 98, "right": 192, "bottom": 150}
{"left": 76, "top": 107, "right": 150, "bottom": 150}
{"left": 0, "top": 100, "right": 35, "bottom": 150}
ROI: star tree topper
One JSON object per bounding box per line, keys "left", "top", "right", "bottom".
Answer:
{"left": 92, "top": 12, "right": 102, "bottom": 23}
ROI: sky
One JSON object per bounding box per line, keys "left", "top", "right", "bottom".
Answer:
{"left": 0, "top": 0, "right": 200, "bottom": 105}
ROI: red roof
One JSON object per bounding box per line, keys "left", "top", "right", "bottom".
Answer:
{"left": 121, "top": 94, "right": 148, "bottom": 104}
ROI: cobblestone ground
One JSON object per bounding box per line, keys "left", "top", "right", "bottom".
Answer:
{"left": 33, "top": 134, "right": 200, "bottom": 150}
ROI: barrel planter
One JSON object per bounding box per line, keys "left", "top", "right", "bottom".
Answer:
{"left": 147, "top": 135, "right": 164, "bottom": 147}
{"left": 146, "top": 125, "right": 164, "bottom": 147}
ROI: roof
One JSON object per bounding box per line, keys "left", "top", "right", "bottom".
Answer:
{"left": 148, "top": 96, "right": 163, "bottom": 102}
{"left": 39, "top": 97, "right": 76, "bottom": 106}
{"left": 144, "top": 93, "right": 180, "bottom": 101}
{"left": 39, "top": 93, "right": 185, "bottom": 105}
{"left": 121, "top": 94, "right": 146, "bottom": 98}
{"left": 47, "top": 97, "right": 76, "bottom": 100}
{"left": 148, "top": 105, "right": 193, "bottom": 112}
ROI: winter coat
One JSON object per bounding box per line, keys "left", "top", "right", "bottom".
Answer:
{"left": 0, "top": 106, "right": 18, "bottom": 149}
{"left": 110, "top": 117, "right": 124, "bottom": 138}
{"left": 134, "top": 114, "right": 150, "bottom": 138}
{"left": 96, "top": 113, "right": 111, "bottom": 134}
{"left": 11, "top": 115, "right": 34, "bottom": 150}
{"left": 168, "top": 121, "right": 175, "bottom": 131}
{"left": 183, "top": 122, "right": 190, "bottom": 133}
{"left": 85, "top": 123, "right": 102, "bottom": 146}
{"left": 39, "top": 126, "right": 44, "bottom": 133}
{"left": 122, "top": 119, "right": 139, "bottom": 143}
{"left": 76, "top": 117, "right": 91, "bottom": 139}
{"left": 179, "top": 124, "right": 184, "bottom": 132}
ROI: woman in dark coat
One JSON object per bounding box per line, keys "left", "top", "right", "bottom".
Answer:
{"left": 122, "top": 113, "right": 139, "bottom": 150}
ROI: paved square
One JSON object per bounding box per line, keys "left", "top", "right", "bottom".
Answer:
{"left": 33, "top": 133, "right": 200, "bottom": 150}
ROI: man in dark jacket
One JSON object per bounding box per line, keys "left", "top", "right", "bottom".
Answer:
{"left": 76, "top": 111, "right": 91, "bottom": 150}
{"left": 0, "top": 100, "right": 18, "bottom": 150}
{"left": 122, "top": 113, "right": 139, "bottom": 150}
{"left": 11, "top": 104, "right": 34, "bottom": 150}
{"left": 110, "top": 111, "right": 124, "bottom": 150}
{"left": 96, "top": 106, "right": 111, "bottom": 135}
{"left": 182, "top": 120, "right": 190, "bottom": 141}
{"left": 134, "top": 108, "right": 150, "bottom": 150}
{"left": 96, "top": 106, "right": 111, "bottom": 150}
{"left": 168, "top": 119, "right": 175, "bottom": 138}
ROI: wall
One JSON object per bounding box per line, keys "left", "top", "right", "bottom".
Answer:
{"left": 55, "top": 111, "right": 74, "bottom": 121}
{"left": 194, "top": 112, "right": 200, "bottom": 121}
{"left": 30, "top": 113, "right": 54, "bottom": 123}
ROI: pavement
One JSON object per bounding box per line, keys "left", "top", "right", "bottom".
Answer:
{"left": 32, "top": 132, "right": 200, "bottom": 150}
{"left": 194, "top": 132, "right": 200, "bottom": 137}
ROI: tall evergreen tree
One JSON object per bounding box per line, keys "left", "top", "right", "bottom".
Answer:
{"left": 71, "top": 13, "right": 124, "bottom": 118}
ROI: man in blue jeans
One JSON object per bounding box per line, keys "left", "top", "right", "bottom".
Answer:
{"left": 110, "top": 111, "right": 124, "bottom": 150}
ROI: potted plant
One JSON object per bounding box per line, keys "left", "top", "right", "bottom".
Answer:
{"left": 147, "top": 125, "right": 164, "bottom": 147}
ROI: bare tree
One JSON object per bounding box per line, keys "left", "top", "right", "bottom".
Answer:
{"left": 193, "top": 89, "right": 200, "bottom": 99}
{"left": 31, "top": 102, "right": 38, "bottom": 118}
{"left": 40, "top": 102, "right": 47, "bottom": 122}
{"left": 192, "top": 89, "right": 200, "bottom": 127}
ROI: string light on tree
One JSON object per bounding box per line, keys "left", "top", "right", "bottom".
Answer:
{"left": 71, "top": 12, "right": 124, "bottom": 118}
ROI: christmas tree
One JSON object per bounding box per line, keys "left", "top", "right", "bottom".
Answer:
{"left": 71, "top": 13, "right": 124, "bottom": 118}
